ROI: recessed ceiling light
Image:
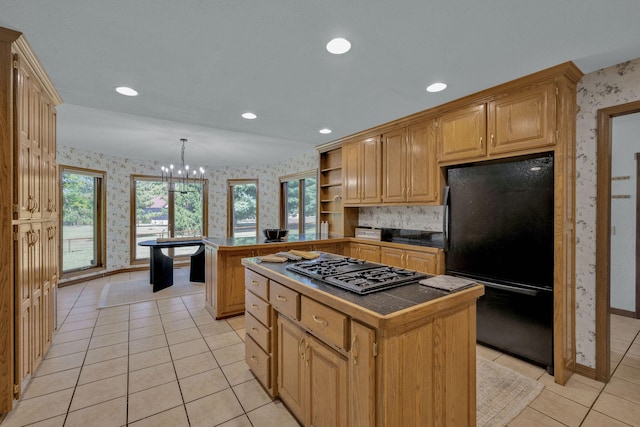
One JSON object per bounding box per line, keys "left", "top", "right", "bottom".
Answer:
{"left": 319, "top": 128, "right": 332, "bottom": 134}
{"left": 326, "top": 38, "right": 351, "bottom": 55}
{"left": 242, "top": 112, "right": 257, "bottom": 120}
{"left": 115, "top": 86, "right": 138, "bottom": 96}
{"left": 426, "top": 82, "right": 447, "bottom": 93}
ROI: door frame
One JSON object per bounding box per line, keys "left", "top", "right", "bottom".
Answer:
{"left": 595, "top": 100, "right": 640, "bottom": 382}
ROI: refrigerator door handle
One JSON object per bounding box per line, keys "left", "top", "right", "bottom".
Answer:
{"left": 442, "top": 186, "right": 450, "bottom": 252}
{"left": 477, "top": 280, "right": 540, "bottom": 297}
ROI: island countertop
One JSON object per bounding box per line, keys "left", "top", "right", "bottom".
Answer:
{"left": 203, "top": 233, "right": 346, "bottom": 249}
{"left": 241, "top": 253, "right": 484, "bottom": 329}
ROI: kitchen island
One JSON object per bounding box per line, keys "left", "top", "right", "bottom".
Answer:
{"left": 242, "top": 254, "right": 484, "bottom": 426}
{"left": 203, "top": 235, "right": 346, "bottom": 319}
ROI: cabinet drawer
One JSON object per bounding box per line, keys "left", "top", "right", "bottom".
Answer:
{"left": 300, "top": 296, "right": 348, "bottom": 350}
{"left": 245, "top": 269, "right": 269, "bottom": 300}
{"left": 269, "top": 281, "right": 300, "bottom": 320}
{"left": 246, "top": 312, "right": 271, "bottom": 352}
{"left": 245, "top": 290, "right": 270, "bottom": 327}
{"left": 246, "top": 335, "right": 270, "bottom": 388}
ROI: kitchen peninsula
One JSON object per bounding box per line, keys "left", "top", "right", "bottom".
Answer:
{"left": 203, "top": 234, "right": 444, "bottom": 319}
{"left": 241, "top": 254, "right": 484, "bottom": 426}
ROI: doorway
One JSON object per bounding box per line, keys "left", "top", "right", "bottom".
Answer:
{"left": 595, "top": 101, "right": 640, "bottom": 382}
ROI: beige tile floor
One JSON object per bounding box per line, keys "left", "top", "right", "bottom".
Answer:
{"left": 0, "top": 269, "right": 639, "bottom": 426}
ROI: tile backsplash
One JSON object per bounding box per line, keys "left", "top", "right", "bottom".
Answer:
{"left": 358, "top": 206, "right": 443, "bottom": 231}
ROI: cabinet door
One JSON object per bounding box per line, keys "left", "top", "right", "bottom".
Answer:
{"left": 357, "top": 244, "right": 380, "bottom": 263}
{"left": 380, "top": 247, "right": 404, "bottom": 268}
{"left": 360, "top": 136, "right": 382, "bottom": 204}
{"left": 15, "top": 225, "right": 32, "bottom": 385}
{"left": 305, "top": 334, "right": 349, "bottom": 427}
{"left": 342, "top": 141, "right": 361, "bottom": 204}
{"left": 382, "top": 128, "right": 406, "bottom": 203}
{"left": 407, "top": 120, "right": 439, "bottom": 203}
{"left": 277, "top": 316, "right": 306, "bottom": 422}
{"left": 405, "top": 250, "right": 438, "bottom": 274}
{"left": 488, "top": 82, "right": 555, "bottom": 155}
{"left": 217, "top": 250, "right": 253, "bottom": 317}
{"left": 438, "top": 103, "right": 487, "bottom": 163}
{"left": 350, "top": 321, "right": 376, "bottom": 427}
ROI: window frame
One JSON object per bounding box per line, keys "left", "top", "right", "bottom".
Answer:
{"left": 279, "top": 170, "right": 318, "bottom": 234}
{"left": 59, "top": 165, "right": 106, "bottom": 277}
{"left": 130, "top": 174, "right": 209, "bottom": 264}
{"left": 227, "top": 178, "right": 260, "bottom": 238}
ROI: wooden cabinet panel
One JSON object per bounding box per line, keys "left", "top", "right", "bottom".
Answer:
{"left": 488, "top": 82, "right": 556, "bottom": 154}
{"left": 300, "top": 297, "right": 347, "bottom": 351}
{"left": 246, "top": 290, "right": 270, "bottom": 327}
{"left": 349, "top": 321, "right": 376, "bottom": 427}
{"left": 382, "top": 128, "right": 406, "bottom": 203}
{"left": 245, "top": 335, "right": 271, "bottom": 389}
{"left": 305, "top": 334, "right": 349, "bottom": 427}
{"left": 350, "top": 242, "right": 380, "bottom": 263}
{"left": 380, "top": 246, "right": 443, "bottom": 275}
{"left": 342, "top": 141, "right": 361, "bottom": 204}
{"left": 438, "top": 103, "right": 487, "bottom": 163}
{"left": 277, "top": 315, "right": 306, "bottom": 421}
{"left": 407, "top": 120, "right": 439, "bottom": 203}
{"left": 380, "top": 247, "right": 404, "bottom": 268}
{"left": 270, "top": 281, "right": 299, "bottom": 321}
{"left": 218, "top": 249, "right": 253, "bottom": 317}
{"left": 342, "top": 136, "right": 381, "bottom": 205}
{"left": 245, "top": 268, "right": 269, "bottom": 301}
{"left": 246, "top": 313, "right": 271, "bottom": 352}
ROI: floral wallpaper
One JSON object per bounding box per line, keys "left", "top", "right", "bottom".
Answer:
{"left": 57, "top": 145, "right": 317, "bottom": 281}
{"left": 575, "top": 58, "right": 640, "bottom": 368}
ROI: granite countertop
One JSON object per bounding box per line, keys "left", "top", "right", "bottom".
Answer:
{"left": 244, "top": 253, "right": 457, "bottom": 316}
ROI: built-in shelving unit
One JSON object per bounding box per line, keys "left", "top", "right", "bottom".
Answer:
{"left": 318, "top": 145, "right": 358, "bottom": 237}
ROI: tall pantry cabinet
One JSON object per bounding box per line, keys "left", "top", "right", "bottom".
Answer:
{"left": 0, "top": 27, "right": 62, "bottom": 414}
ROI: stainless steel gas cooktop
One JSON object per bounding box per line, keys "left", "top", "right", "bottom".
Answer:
{"left": 286, "top": 256, "right": 428, "bottom": 294}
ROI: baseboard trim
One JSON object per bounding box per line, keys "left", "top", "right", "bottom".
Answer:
{"left": 59, "top": 263, "right": 190, "bottom": 287}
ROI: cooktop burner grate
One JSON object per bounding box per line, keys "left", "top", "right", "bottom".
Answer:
{"left": 286, "top": 256, "right": 428, "bottom": 294}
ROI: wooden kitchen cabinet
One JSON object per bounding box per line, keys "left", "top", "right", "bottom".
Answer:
{"left": 319, "top": 146, "right": 359, "bottom": 238}
{"left": 383, "top": 120, "right": 439, "bottom": 204}
{"left": 278, "top": 315, "right": 349, "bottom": 427}
{"left": 350, "top": 242, "right": 380, "bottom": 263}
{"left": 349, "top": 321, "right": 376, "bottom": 427}
{"left": 487, "top": 82, "right": 556, "bottom": 155}
{"left": 380, "top": 246, "right": 444, "bottom": 275}
{"left": 342, "top": 136, "right": 382, "bottom": 205}
{"left": 438, "top": 102, "right": 487, "bottom": 163}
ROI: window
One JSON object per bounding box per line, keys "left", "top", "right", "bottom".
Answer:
{"left": 61, "top": 166, "right": 106, "bottom": 274}
{"left": 131, "top": 175, "right": 208, "bottom": 261}
{"left": 280, "top": 171, "right": 317, "bottom": 235}
{"left": 227, "top": 179, "right": 259, "bottom": 238}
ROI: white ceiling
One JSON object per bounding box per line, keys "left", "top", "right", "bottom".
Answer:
{"left": 2, "top": 0, "right": 640, "bottom": 166}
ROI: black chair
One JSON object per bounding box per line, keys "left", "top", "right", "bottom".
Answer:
{"left": 190, "top": 245, "right": 206, "bottom": 282}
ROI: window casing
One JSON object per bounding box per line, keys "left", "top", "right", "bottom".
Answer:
{"left": 227, "top": 179, "right": 259, "bottom": 238}
{"left": 60, "top": 166, "right": 106, "bottom": 275}
{"left": 131, "top": 175, "right": 208, "bottom": 262}
{"left": 279, "top": 170, "right": 317, "bottom": 235}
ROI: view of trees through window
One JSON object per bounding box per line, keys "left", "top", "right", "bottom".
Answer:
{"left": 61, "top": 167, "right": 104, "bottom": 273}
{"left": 133, "top": 177, "right": 206, "bottom": 260}
{"left": 281, "top": 172, "right": 317, "bottom": 234}
{"left": 228, "top": 180, "right": 258, "bottom": 238}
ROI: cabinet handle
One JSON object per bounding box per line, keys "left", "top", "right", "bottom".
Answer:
{"left": 491, "top": 134, "right": 495, "bottom": 147}
{"left": 305, "top": 344, "right": 311, "bottom": 367}
{"left": 298, "top": 337, "right": 306, "bottom": 358}
{"left": 250, "top": 280, "right": 260, "bottom": 286}
{"left": 250, "top": 355, "right": 257, "bottom": 363}
{"left": 276, "top": 295, "right": 287, "bottom": 302}
{"left": 312, "top": 315, "right": 328, "bottom": 327}
{"left": 251, "top": 327, "right": 259, "bottom": 334}
{"left": 251, "top": 304, "right": 259, "bottom": 310}
{"left": 480, "top": 136, "right": 483, "bottom": 147}
{"left": 351, "top": 334, "right": 359, "bottom": 365}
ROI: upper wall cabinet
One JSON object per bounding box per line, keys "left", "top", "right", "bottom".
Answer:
{"left": 383, "top": 120, "right": 439, "bottom": 204}
{"left": 438, "top": 103, "right": 487, "bottom": 163}
{"left": 342, "top": 136, "right": 382, "bottom": 205}
{"left": 438, "top": 81, "right": 557, "bottom": 164}
{"left": 487, "top": 82, "right": 556, "bottom": 155}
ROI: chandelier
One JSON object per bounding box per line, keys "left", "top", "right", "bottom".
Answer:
{"left": 160, "top": 138, "right": 205, "bottom": 193}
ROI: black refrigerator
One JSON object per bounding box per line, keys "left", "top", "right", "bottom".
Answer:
{"left": 444, "top": 153, "right": 554, "bottom": 373}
